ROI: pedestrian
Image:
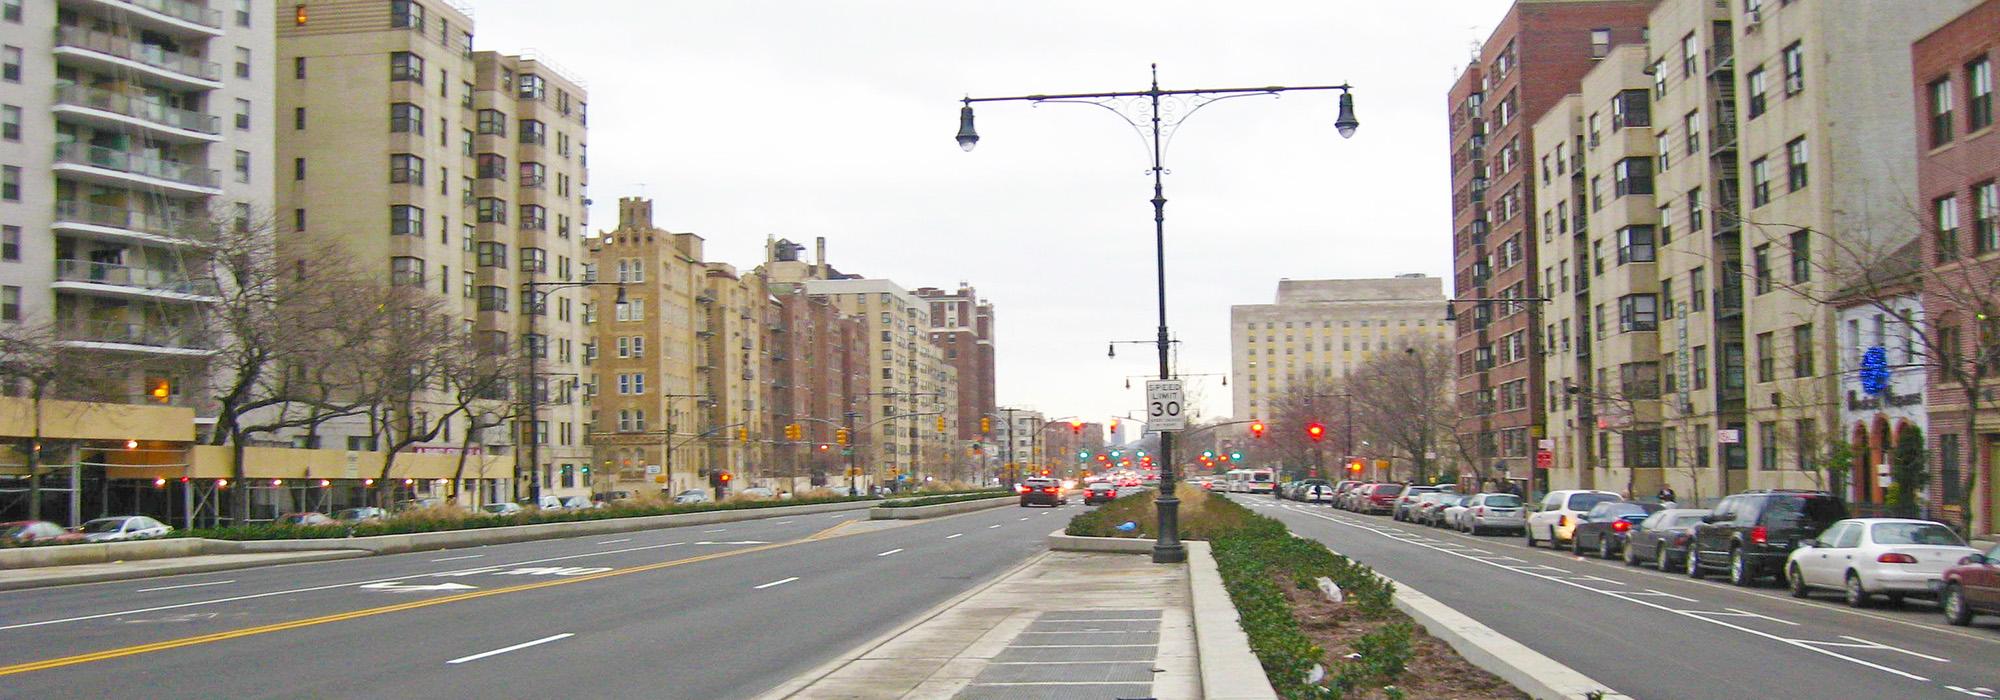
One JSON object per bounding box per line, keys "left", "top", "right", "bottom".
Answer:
{"left": 1656, "top": 485, "right": 1677, "bottom": 505}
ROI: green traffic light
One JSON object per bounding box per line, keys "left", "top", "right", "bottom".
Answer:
{"left": 1078, "top": 449, "right": 1088, "bottom": 458}
{"left": 1230, "top": 451, "right": 1243, "bottom": 461}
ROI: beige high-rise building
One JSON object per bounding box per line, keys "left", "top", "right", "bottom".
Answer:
{"left": 276, "top": 0, "right": 592, "bottom": 499}
{"left": 587, "top": 198, "right": 703, "bottom": 496}
{"left": 802, "top": 277, "right": 958, "bottom": 482}
{"left": 1229, "top": 276, "right": 1451, "bottom": 422}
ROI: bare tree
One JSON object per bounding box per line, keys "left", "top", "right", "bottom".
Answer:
{"left": 440, "top": 337, "right": 525, "bottom": 506}
{"left": 0, "top": 319, "right": 122, "bottom": 520}
{"left": 356, "top": 288, "right": 459, "bottom": 506}
{"left": 1348, "top": 341, "right": 1457, "bottom": 484}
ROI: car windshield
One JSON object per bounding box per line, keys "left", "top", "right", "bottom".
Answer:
{"left": 0, "top": 524, "right": 27, "bottom": 538}
{"left": 1089, "top": 483, "right": 1113, "bottom": 491}
{"left": 1567, "top": 493, "right": 1619, "bottom": 511}
{"left": 79, "top": 519, "right": 126, "bottom": 533}
{"left": 1483, "top": 494, "right": 1522, "bottom": 507}
{"left": 1870, "top": 522, "right": 1967, "bottom": 546}
{"left": 1376, "top": 484, "right": 1403, "bottom": 495}
{"left": 1671, "top": 514, "right": 1708, "bottom": 527}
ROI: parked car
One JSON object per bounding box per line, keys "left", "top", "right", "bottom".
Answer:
{"left": 1525, "top": 489, "right": 1622, "bottom": 548}
{"left": 394, "top": 497, "right": 445, "bottom": 512}
{"left": 275, "top": 512, "right": 335, "bottom": 526}
{"left": 1622, "top": 509, "right": 1712, "bottom": 570}
{"left": 1330, "top": 480, "right": 1362, "bottom": 505}
{"left": 1785, "top": 518, "right": 1979, "bottom": 607}
{"left": 1456, "top": 493, "right": 1527, "bottom": 535}
{"left": 1356, "top": 483, "right": 1404, "bottom": 515}
{"left": 736, "top": 487, "right": 777, "bottom": 500}
{"left": 1018, "top": 477, "right": 1065, "bottom": 507}
{"left": 672, "top": 489, "right": 712, "bottom": 504}
{"left": 1, "top": 520, "right": 69, "bottom": 544}
{"left": 480, "top": 502, "right": 525, "bottom": 516}
{"left": 558, "top": 495, "right": 604, "bottom": 510}
{"left": 1689, "top": 489, "right": 1847, "bottom": 586}
{"left": 1941, "top": 543, "right": 2000, "bottom": 626}
{"left": 1435, "top": 494, "right": 1475, "bottom": 528}
{"left": 1411, "top": 492, "right": 1457, "bottom": 526}
{"left": 1393, "top": 485, "right": 1448, "bottom": 521}
{"left": 76, "top": 516, "right": 172, "bottom": 542}
{"left": 1083, "top": 482, "right": 1118, "bottom": 505}
{"left": 1296, "top": 481, "right": 1335, "bottom": 504}
{"left": 1569, "top": 502, "right": 1664, "bottom": 559}
{"left": 333, "top": 507, "right": 388, "bottom": 523}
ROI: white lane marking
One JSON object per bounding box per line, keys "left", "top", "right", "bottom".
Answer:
{"left": 1945, "top": 686, "right": 1995, "bottom": 698}
{"left": 430, "top": 554, "right": 485, "bottom": 562}
{"left": 596, "top": 538, "right": 631, "bottom": 545}
{"left": 134, "top": 580, "right": 235, "bottom": 593}
{"left": 877, "top": 548, "right": 904, "bottom": 557}
{"left": 447, "top": 633, "right": 574, "bottom": 664}
{"left": 754, "top": 576, "right": 800, "bottom": 590}
{"left": 361, "top": 581, "right": 478, "bottom": 592}
{"left": 989, "top": 524, "right": 1002, "bottom": 529}
{"left": 1, "top": 540, "right": 692, "bottom": 632}
{"left": 775, "top": 521, "right": 793, "bottom": 525}
{"left": 946, "top": 533, "right": 964, "bottom": 539}
{"left": 703, "top": 529, "right": 727, "bottom": 533}
{"left": 1282, "top": 507, "right": 1942, "bottom": 682}
{"left": 693, "top": 540, "right": 770, "bottom": 545}
{"left": 1019, "top": 517, "right": 1030, "bottom": 521}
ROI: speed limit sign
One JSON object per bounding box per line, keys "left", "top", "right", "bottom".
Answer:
{"left": 1146, "top": 380, "right": 1186, "bottom": 431}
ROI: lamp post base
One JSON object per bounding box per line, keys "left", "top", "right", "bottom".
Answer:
{"left": 1152, "top": 493, "right": 1185, "bottom": 564}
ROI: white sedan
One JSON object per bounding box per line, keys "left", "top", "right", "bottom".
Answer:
{"left": 76, "top": 516, "right": 172, "bottom": 542}
{"left": 1786, "top": 518, "right": 1980, "bottom": 607}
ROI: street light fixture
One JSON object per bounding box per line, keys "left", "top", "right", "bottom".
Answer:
{"left": 961, "top": 64, "right": 1359, "bottom": 564}
{"left": 519, "top": 281, "right": 624, "bottom": 505}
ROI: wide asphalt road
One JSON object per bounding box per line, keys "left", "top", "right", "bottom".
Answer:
{"left": 1234, "top": 495, "right": 2000, "bottom": 700}
{"left": 0, "top": 499, "right": 1085, "bottom": 699}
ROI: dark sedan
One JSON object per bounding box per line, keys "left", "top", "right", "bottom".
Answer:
{"left": 1571, "top": 501, "right": 1664, "bottom": 559}
{"left": 1082, "top": 482, "right": 1117, "bottom": 505}
{"left": 1623, "top": 508, "right": 1712, "bottom": 570}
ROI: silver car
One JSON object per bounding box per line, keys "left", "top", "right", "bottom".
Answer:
{"left": 1457, "top": 492, "right": 1527, "bottom": 535}
{"left": 76, "top": 516, "right": 172, "bottom": 542}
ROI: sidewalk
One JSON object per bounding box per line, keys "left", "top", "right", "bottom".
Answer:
{"left": 0, "top": 550, "right": 367, "bottom": 591}
{"left": 767, "top": 550, "right": 1202, "bottom": 700}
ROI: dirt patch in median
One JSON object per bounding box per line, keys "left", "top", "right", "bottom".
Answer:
{"left": 1283, "top": 582, "right": 1527, "bottom": 700}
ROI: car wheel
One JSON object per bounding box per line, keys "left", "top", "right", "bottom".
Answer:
{"left": 1524, "top": 527, "right": 1538, "bottom": 548}
{"left": 1571, "top": 535, "right": 1587, "bottom": 556}
{"left": 1623, "top": 541, "right": 1640, "bottom": 566}
{"left": 1729, "top": 548, "right": 1757, "bottom": 587}
{"left": 1600, "top": 537, "right": 1616, "bottom": 560}
{"left": 1844, "top": 572, "right": 1871, "bottom": 608}
{"left": 1657, "top": 546, "right": 1675, "bottom": 573}
{"left": 1943, "top": 584, "right": 1974, "bottom": 626}
{"left": 1686, "top": 548, "right": 1705, "bottom": 579}
{"left": 1787, "top": 564, "right": 1811, "bottom": 598}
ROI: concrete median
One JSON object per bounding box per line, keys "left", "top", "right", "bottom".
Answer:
{"left": 867, "top": 495, "right": 1015, "bottom": 520}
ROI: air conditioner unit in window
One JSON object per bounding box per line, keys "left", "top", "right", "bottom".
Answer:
{"left": 1744, "top": 9, "right": 1762, "bottom": 30}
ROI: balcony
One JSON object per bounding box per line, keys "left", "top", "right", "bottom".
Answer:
{"left": 53, "top": 200, "right": 195, "bottom": 246}
{"left": 53, "top": 26, "right": 222, "bottom": 88}
{"left": 74, "top": 0, "right": 224, "bottom": 36}
{"left": 60, "top": 319, "right": 212, "bottom": 355}
{"left": 54, "top": 144, "right": 221, "bottom": 194}
{"left": 53, "top": 259, "right": 218, "bottom": 302}
{"left": 53, "top": 84, "right": 221, "bottom": 141}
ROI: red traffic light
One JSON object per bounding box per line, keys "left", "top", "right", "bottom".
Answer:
{"left": 1307, "top": 422, "right": 1326, "bottom": 442}
{"left": 1249, "top": 421, "right": 1266, "bottom": 439}
{"left": 1069, "top": 419, "right": 1084, "bottom": 435}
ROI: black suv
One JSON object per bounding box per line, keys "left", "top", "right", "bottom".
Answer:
{"left": 1688, "top": 490, "right": 1847, "bottom": 586}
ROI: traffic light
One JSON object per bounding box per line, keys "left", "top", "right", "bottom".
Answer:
{"left": 835, "top": 428, "right": 849, "bottom": 445}
{"left": 1109, "top": 419, "right": 1119, "bottom": 433}
{"left": 1078, "top": 449, "right": 1088, "bottom": 459}
{"left": 719, "top": 472, "right": 732, "bottom": 484}
{"left": 1306, "top": 422, "right": 1326, "bottom": 442}
{"left": 819, "top": 443, "right": 831, "bottom": 452}
{"left": 1069, "top": 419, "right": 1084, "bottom": 435}
{"left": 785, "top": 424, "right": 800, "bottom": 440}
{"left": 1249, "top": 421, "right": 1266, "bottom": 439}
{"left": 736, "top": 428, "right": 748, "bottom": 442}
{"left": 980, "top": 417, "right": 991, "bottom": 434}
{"left": 1229, "top": 450, "right": 1243, "bottom": 462}
{"left": 1110, "top": 449, "right": 1122, "bottom": 458}
{"left": 936, "top": 415, "right": 947, "bottom": 433}
{"left": 1348, "top": 458, "right": 1364, "bottom": 474}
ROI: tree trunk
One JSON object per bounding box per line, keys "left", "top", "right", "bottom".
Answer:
{"left": 230, "top": 428, "right": 249, "bottom": 525}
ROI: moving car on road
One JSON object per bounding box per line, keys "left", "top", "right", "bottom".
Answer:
{"left": 481, "top": 502, "right": 525, "bottom": 516}
{"left": 1455, "top": 493, "right": 1527, "bottom": 535}
{"left": 1785, "top": 518, "right": 1979, "bottom": 608}
{"left": 75, "top": 516, "right": 171, "bottom": 542}
{"left": 672, "top": 489, "right": 712, "bottom": 504}
{"left": 1622, "top": 508, "right": 1711, "bottom": 570}
{"left": 1525, "top": 489, "right": 1621, "bottom": 549}
{"left": 1569, "top": 502, "right": 1663, "bottom": 559}
{"left": 1018, "top": 477, "right": 1066, "bottom": 507}
{"left": 1689, "top": 489, "right": 1846, "bottom": 586}
{"left": 1, "top": 520, "right": 69, "bottom": 544}
{"left": 275, "top": 512, "right": 335, "bottom": 526}
{"left": 1083, "top": 482, "right": 1118, "bottom": 505}
{"left": 1941, "top": 542, "right": 2000, "bottom": 626}
{"left": 333, "top": 507, "right": 387, "bottom": 523}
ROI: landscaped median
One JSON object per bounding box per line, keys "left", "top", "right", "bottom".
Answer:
{"left": 1066, "top": 488, "right": 1525, "bottom": 700}
{"left": 868, "top": 489, "right": 1014, "bottom": 520}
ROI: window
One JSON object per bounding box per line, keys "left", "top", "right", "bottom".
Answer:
{"left": 234, "top": 47, "right": 250, "bottom": 79}
{"left": 476, "top": 285, "right": 507, "bottom": 312}
{"left": 294, "top": 209, "right": 305, "bottom": 231}
{"left": 1685, "top": 110, "right": 1702, "bottom": 154}
{"left": 1688, "top": 187, "right": 1704, "bottom": 231}
{"left": 1, "top": 285, "right": 17, "bottom": 321}
{"left": 1747, "top": 68, "right": 1767, "bottom": 118}
{"left": 1942, "top": 434, "right": 1962, "bottom": 503}
{"left": 519, "top": 119, "right": 545, "bottom": 145}
{"left": 1753, "top": 244, "right": 1772, "bottom": 294}
{"left": 2, "top": 0, "right": 18, "bottom": 22}
{"left": 1759, "top": 422, "right": 1778, "bottom": 471}
{"left": 1617, "top": 225, "right": 1655, "bottom": 263}
{"left": 391, "top": 0, "right": 423, "bottom": 28}
{"left": 1792, "top": 324, "right": 1814, "bottom": 377}
{"left": 1693, "top": 345, "right": 1709, "bottom": 390}
{"left": 1756, "top": 332, "right": 1775, "bottom": 382}
{"left": 1590, "top": 28, "right": 1611, "bottom": 58}
{"left": 1971, "top": 58, "right": 1994, "bottom": 132}
{"left": 0, "top": 165, "right": 16, "bottom": 201}
{"left": 1661, "top": 279, "right": 1675, "bottom": 319}
{"left": 477, "top": 109, "right": 507, "bottom": 136}
{"left": 390, "top": 102, "right": 423, "bottom": 133}
{"left": 1782, "top": 42, "right": 1804, "bottom": 95}
{"left": 294, "top": 56, "right": 305, "bottom": 79}
{"left": 1587, "top": 113, "right": 1600, "bottom": 148}
{"left": 1, "top": 225, "right": 16, "bottom": 261}
{"left": 229, "top": 98, "right": 249, "bottom": 130}
{"left": 1920, "top": 78, "right": 1952, "bottom": 148}
{"left": 390, "top": 256, "right": 424, "bottom": 286}
{"left": 1657, "top": 132, "right": 1670, "bottom": 170}
{"left": 1611, "top": 89, "right": 1650, "bottom": 129}
{"left": 0, "top": 46, "right": 17, "bottom": 82}
{"left": 390, "top": 205, "right": 423, "bottom": 236}
{"left": 1653, "top": 59, "right": 1668, "bottom": 98}
{"left": 0, "top": 105, "right": 16, "bottom": 141}
{"left": 1784, "top": 137, "right": 1808, "bottom": 192}
{"left": 1681, "top": 33, "right": 1698, "bottom": 78}
{"left": 477, "top": 197, "right": 507, "bottom": 223}
{"left": 1751, "top": 157, "right": 1771, "bottom": 207}
{"left": 476, "top": 242, "right": 507, "bottom": 268}
{"left": 476, "top": 153, "right": 507, "bottom": 179}
{"left": 294, "top": 107, "right": 305, "bottom": 129}
{"left": 519, "top": 161, "right": 546, "bottom": 188}
{"left": 390, "top": 52, "right": 423, "bottom": 83}
{"left": 1789, "top": 230, "right": 1811, "bottom": 283}
{"left": 234, "top": 0, "right": 250, "bottom": 26}
{"left": 519, "top": 74, "right": 545, "bottom": 101}
{"left": 389, "top": 153, "right": 423, "bottom": 184}
{"left": 1690, "top": 267, "right": 1707, "bottom": 312}
{"left": 1591, "top": 175, "right": 1604, "bottom": 210}
{"left": 1976, "top": 182, "right": 1999, "bottom": 254}
{"left": 519, "top": 204, "right": 546, "bottom": 230}
{"left": 1937, "top": 195, "right": 1962, "bottom": 261}
{"left": 1619, "top": 294, "right": 1657, "bottom": 332}
{"left": 1614, "top": 157, "right": 1653, "bottom": 196}
{"left": 234, "top": 150, "right": 250, "bottom": 183}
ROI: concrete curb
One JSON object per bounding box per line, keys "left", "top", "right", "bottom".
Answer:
{"left": 1385, "top": 572, "right": 1629, "bottom": 700}
{"left": 867, "top": 495, "right": 1015, "bottom": 520}
{"left": 1046, "top": 529, "right": 1155, "bottom": 554}
{"left": 0, "top": 550, "right": 371, "bottom": 591}
{"left": 0, "top": 500, "right": 879, "bottom": 570}
{"left": 1188, "top": 540, "right": 1280, "bottom": 700}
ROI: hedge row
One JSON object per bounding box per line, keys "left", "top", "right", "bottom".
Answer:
{"left": 156, "top": 493, "right": 885, "bottom": 542}
{"left": 877, "top": 490, "right": 1012, "bottom": 508}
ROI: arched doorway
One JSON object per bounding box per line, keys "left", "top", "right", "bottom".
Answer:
{"left": 1851, "top": 423, "right": 1870, "bottom": 504}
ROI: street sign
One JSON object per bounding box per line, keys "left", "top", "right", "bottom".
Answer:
{"left": 1146, "top": 380, "right": 1186, "bottom": 431}
{"left": 1535, "top": 450, "right": 1554, "bottom": 469}
{"left": 645, "top": 464, "right": 662, "bottom": 475}
{"left": 1717, "top": 429, "right": 1741, "bottom": 444}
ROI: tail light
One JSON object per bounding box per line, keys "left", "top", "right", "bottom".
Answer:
{"left": 1612, "top": 521, "right": 1631, "bottom": 533}
{"left": 1557, "top": 515, "right": 1568, "bottom": 528}
{"left": 1877, "top": 552, "right": 1918, "bottom": 564}
{"left": 1672, "top": 533, "right": 1691, "bottom": 545}
{"left": 1015, "top": 484, "right": 1028, "bottom": 494}
{"left": 1474, "top": 507, "right": 1486, "bottom": 515}
{"left": 1750, "top": 526, "right": 1768, "bottom": 544}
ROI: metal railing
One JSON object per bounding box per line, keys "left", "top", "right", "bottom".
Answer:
{"left": 53, "top": 26, "right": 221, "bottom": 82}
{"left": 54, "top": 143, "right": 220, "bottom": 188}
{"left": 53, "top": 200, "right": 191, "bottom": 238}
{"left": 55, "top": 259, "right": 216, "bottom": 296}
{"left": 111, "top": 0, "right": 224, "bottom": 28}
{"left": 61, "top": 319, "right": 209, "bottom": 350}
{"left": 54, "top": 84, "right": 220, "bottom": 134}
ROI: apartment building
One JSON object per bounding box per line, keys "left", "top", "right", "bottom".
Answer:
{"left": 587, "top": 197, "right": 703, "bottom": 495}
{"left": 992, "top": 407, "right": 1042, "bottom": 476}
{"left": 1532, "top": 45, "right": 1665, "bottom": 497}
{"left": 1229, "top": 276, "right": 1451, "bottom": 423}
{"left": 1448, "top": 1, "right": 1655, "bottom": 493}
{"left": 1915, "top": 0, "right": 2000, "bottom": 534}
{"left": 914, "top": 284, "right": 995, "bottom": 448}
{"left": 276, "top": 0, "right": 593, "bottom": 500}
{"left": 799, "top": 277, "right": 959, "bottom": 484}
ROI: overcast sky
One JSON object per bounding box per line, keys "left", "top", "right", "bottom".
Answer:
{"left": 469, "top": 0, "right": 1513, "bottom": 425}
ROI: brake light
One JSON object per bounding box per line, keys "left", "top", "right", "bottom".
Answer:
{"left": 1613, "top": 521, "right": 1631, "bottom": 533}
{"left": 1750, "top": 526, "right": 1768, "bottom": 544}
{"left": 1877, "top": 552, "right": 1918, "bottom": 564}
{"left": 1015, "top": 484, "right": 1028, "bottom": 494}
{"left": 1474, "top": 507, "right": 1486, "bottom": 515}
{"left": 1557, "top": 515, "right": 1567, "bottom": 528}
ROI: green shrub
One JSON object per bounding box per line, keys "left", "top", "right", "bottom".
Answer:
{"left": 151, "top": 492, "right": 882, "bottom": 542}
{"left": 878, "top": 490, "right": 1012, "bottom": 508}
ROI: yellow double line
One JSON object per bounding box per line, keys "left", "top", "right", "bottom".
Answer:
{"left": 0, "top": 522, "right": 860, "bottom": 678}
